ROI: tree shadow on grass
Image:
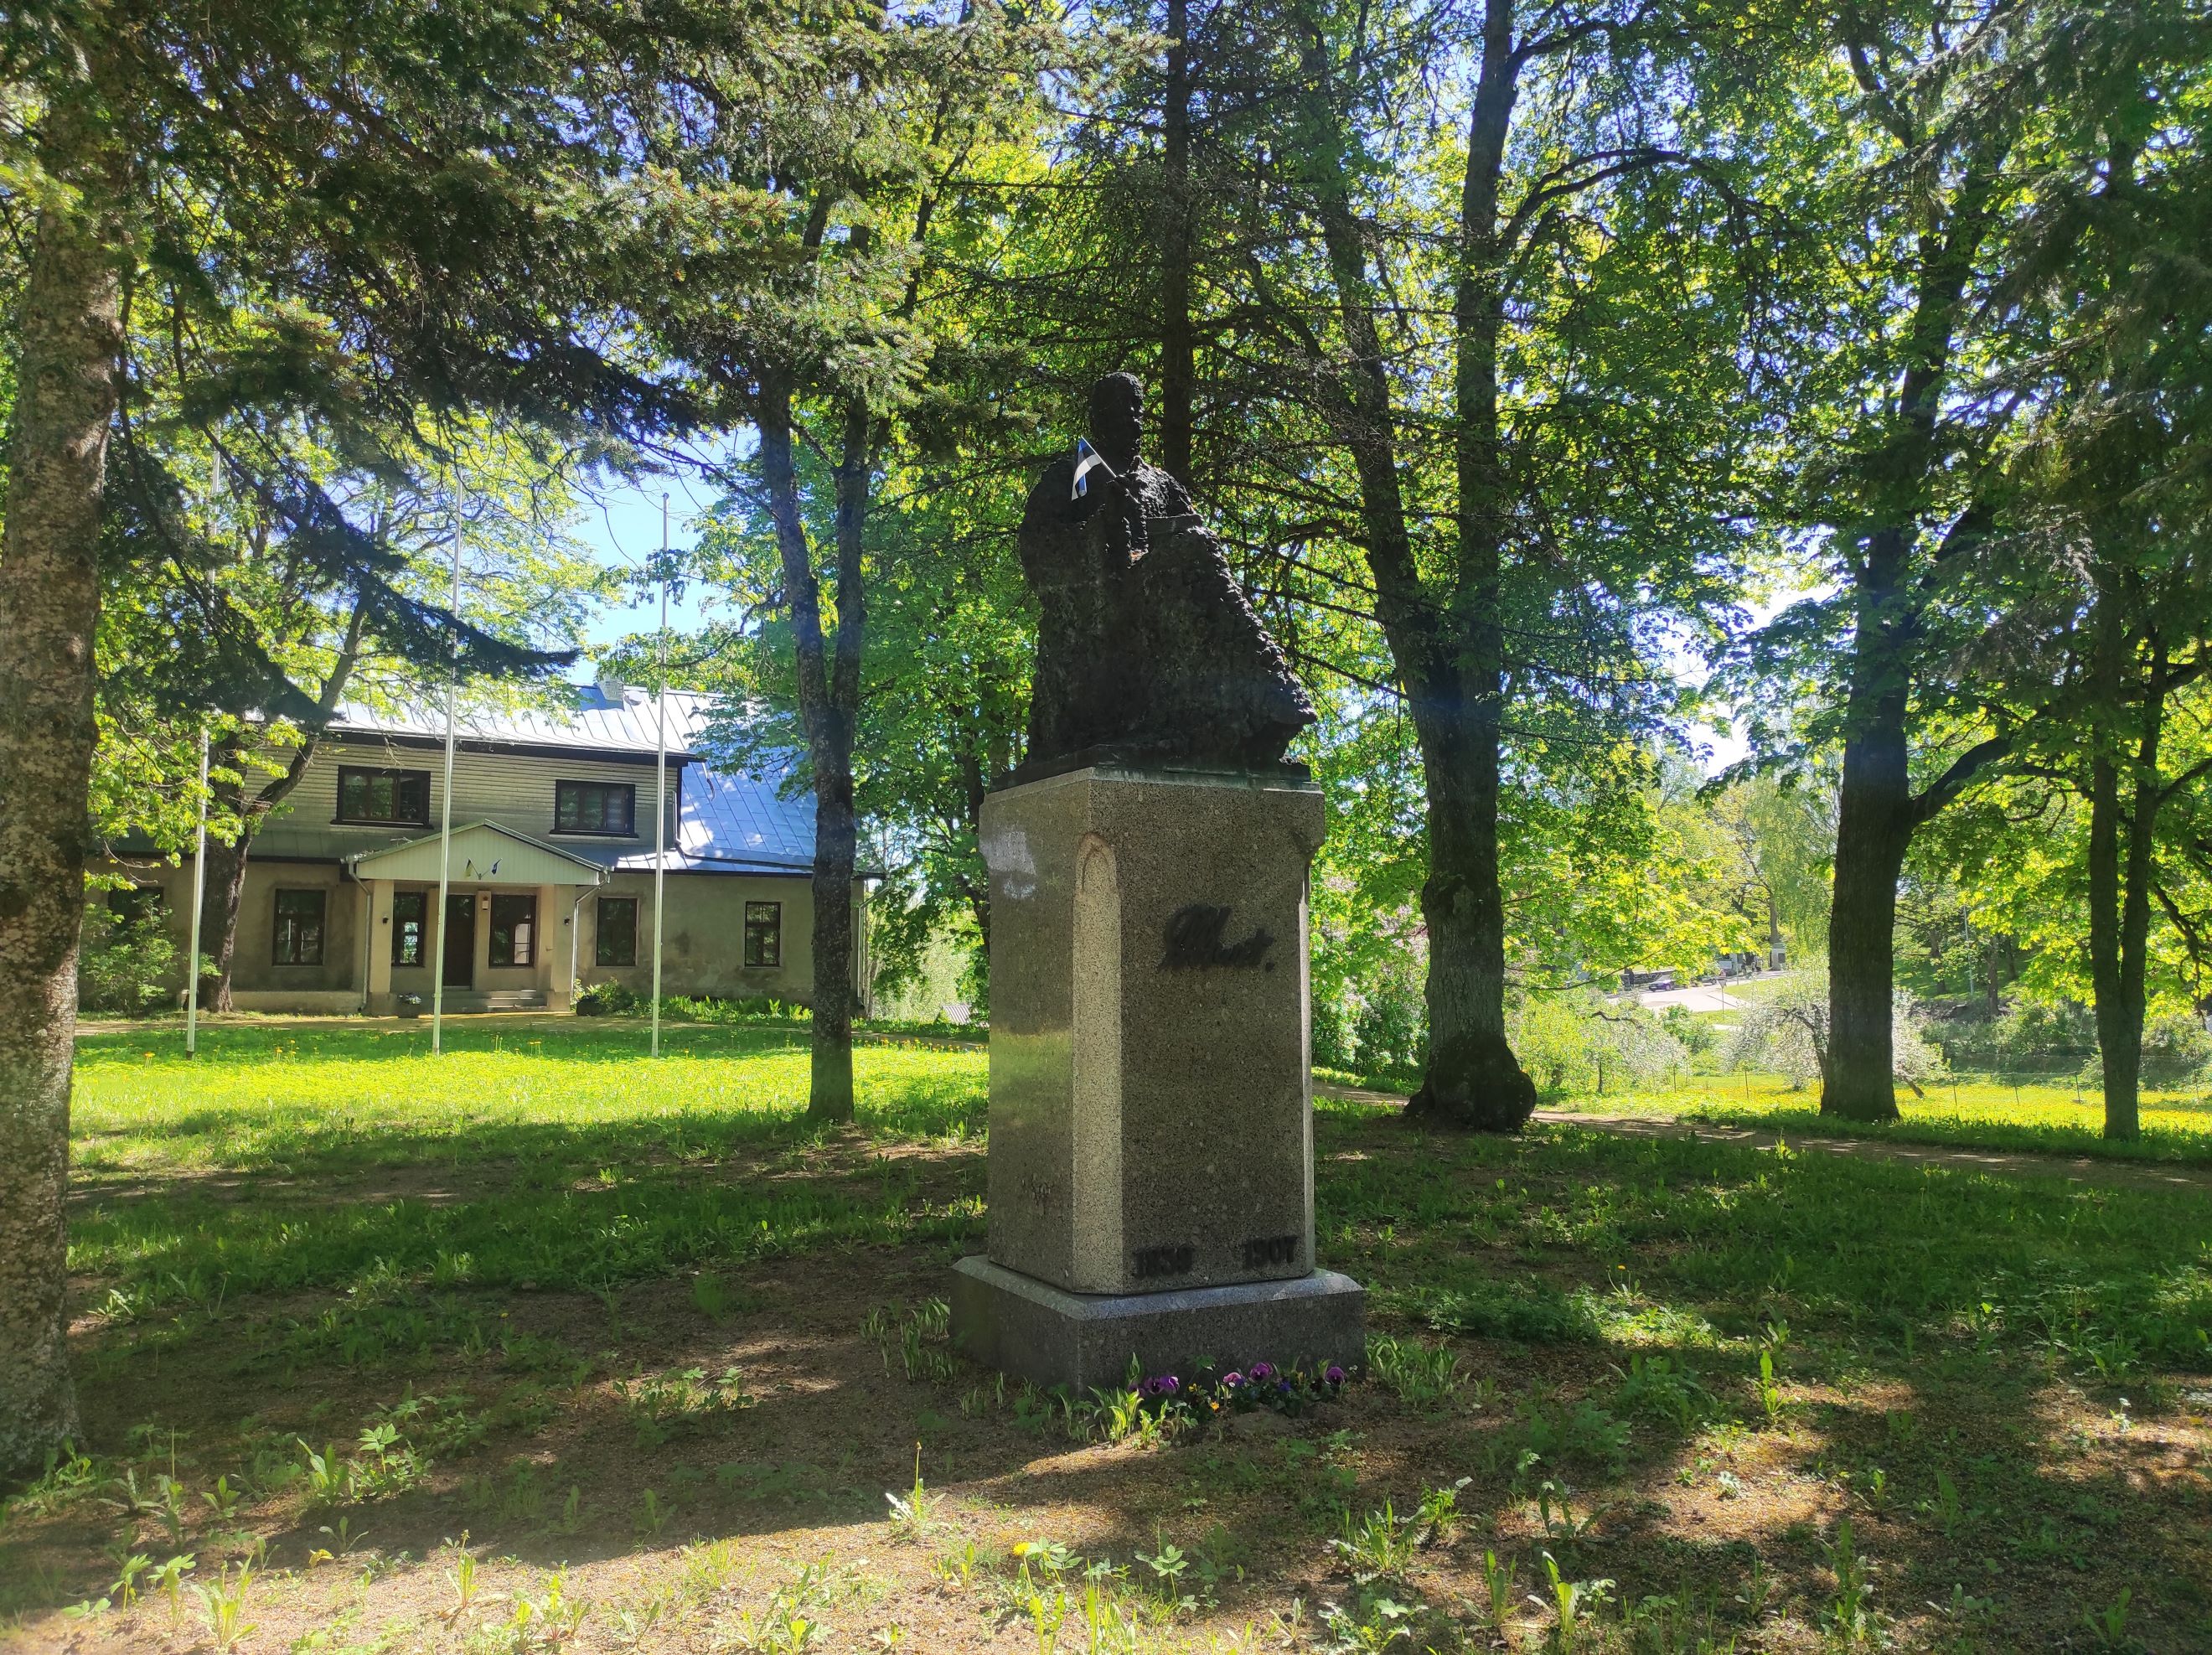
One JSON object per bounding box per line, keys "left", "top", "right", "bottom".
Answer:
{"left": 15, "top": 1089, "right": 2209, "bottom": 1651}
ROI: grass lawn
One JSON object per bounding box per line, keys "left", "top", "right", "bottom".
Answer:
{"left": 5, "top": 1021, "right": 2210, "bottom": 1653}
{"left": 1543, "top": 1071, "right": 2212, "bottom": 1166}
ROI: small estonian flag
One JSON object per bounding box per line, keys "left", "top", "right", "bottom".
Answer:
{"left": 1071, "top": 437, "right": 1115, "bottom": 501}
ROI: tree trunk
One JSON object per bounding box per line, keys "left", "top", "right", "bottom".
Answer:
{"left": 1403, "top": 0, "right": 1534, "bottom": 1130}
{"left": 0, "top": 117, "right": 124, "bottom": 1484}
{"left": 1403, "top": 717, "right": 1537, "bottom": 1129}
{"left": 197, "top": 737, "right": 254, "bottom": 1011}
{"left": 194, "top": 608, "right": 367, "bottom": 1011}
{"left": 1298, "top": 14, "right": 1534, "bottom": 1130}
{"left": 199, "top": 819, "right": 253, "bottom": 1011}
{"left": 1158, "top": 0, "right": 1195, "bottom": 487}
{"left": 2087, "top": 594, "right": 2162, "bottom": 1143}
{"left": 1823, "top": 525, "right": 1913, "bottom": 1121}
{"left": 758, "top": 373, "right": 863, "bottom": 1123}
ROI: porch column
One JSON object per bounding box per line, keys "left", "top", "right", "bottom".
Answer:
{"left": 364, "top": 878, "right": 395, "bottom": 1011}
{"left": 537, "top": 882, "right": 568, "bottom": 1011}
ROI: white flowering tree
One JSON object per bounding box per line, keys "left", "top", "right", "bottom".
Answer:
{"left": 1722, "top": 970, "right": 1946, "bottom": 1096}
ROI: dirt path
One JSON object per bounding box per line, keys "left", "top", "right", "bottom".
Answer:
{"left": 1318, "top": 1084, "right": 2212, "bottom": 1197}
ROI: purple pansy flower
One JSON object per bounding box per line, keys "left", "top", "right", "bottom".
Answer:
{"left": 1250, "top": 1362, "right": 1275, "bottom": 1382}
{"left": 1324, "top": 1363, "right": 1347, "bottom": 1386}
{"left": 1222, "top": 1371, "right": 1243, "bottom": 1389}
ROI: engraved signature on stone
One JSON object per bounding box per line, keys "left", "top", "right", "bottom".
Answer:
{"left": 1159, "top": 903, "right": 1274, "bottom": 971}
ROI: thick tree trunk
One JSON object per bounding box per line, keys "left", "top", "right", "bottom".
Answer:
{"left": 199, "top": 824, "right": 253, "bottom": 1011}
{"left": 1824, "top": 779, "right": 1910, "bottom": 1120}
{"left": 1404, "top": 717, "right": 1536, "bottom": 1130}
{"left": 1823, "top": 527, "right": 1913, "bottom": 1121}
{"left": 808, "top": 755, "right": 858, "bottom": 1118}
{"left": 0, "top": 138, "right": 124, "bottom": 1484}
{"left": 1158, "top": 0, "right": 1195, "bottom": 487}
{"left": 2086, "top": 755, "right": 2140, "bottom": 1141}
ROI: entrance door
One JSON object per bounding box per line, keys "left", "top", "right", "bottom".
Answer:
{"left": 442, "top": 894, "right": 475, "bottom": 988}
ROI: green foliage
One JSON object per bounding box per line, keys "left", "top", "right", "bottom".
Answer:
{"left": 574, "top": 980, "right": 640, "bottom": 1016}
{"left": 1363, "top": 1335, "right": 1465, "bottom": 1410}
{"left": 75, "top": 897, "right": 186, "bottom": 1015}
{"left": 1610, "top": 1354, "right": 1716, "bottom": 1433}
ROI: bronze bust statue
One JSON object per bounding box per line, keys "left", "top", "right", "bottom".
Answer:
{"left": 1012, "top": 373, "right": 1315, "bottom": 782}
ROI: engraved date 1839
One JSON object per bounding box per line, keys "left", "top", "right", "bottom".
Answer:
{"left": 1132, "top": 1243, "right": 1195, "bottom": 1280}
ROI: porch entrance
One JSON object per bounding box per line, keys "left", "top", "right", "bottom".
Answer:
{"left": 442, "top": 893, "right": 475, "bottom": 988}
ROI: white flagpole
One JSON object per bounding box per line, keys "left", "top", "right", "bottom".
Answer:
{"left": 184, "top": 730, "right": 209, "bottom": 1056}
{"left": 651, "top": 492, "right": 669, "bottom": 1059}
{"left": 432, "top": 487, "right": 462, "bottom": 1053}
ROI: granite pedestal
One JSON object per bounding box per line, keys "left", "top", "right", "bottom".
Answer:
{"left": 950, "top": 766, "right": 1365, "bottom": 1388}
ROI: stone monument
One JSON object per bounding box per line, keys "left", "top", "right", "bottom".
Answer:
{"left": 948, "top": 373, "right": 1365, "bottom": 1393}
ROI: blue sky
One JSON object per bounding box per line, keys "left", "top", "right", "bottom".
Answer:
{"left": 573, "top": 466, "right": 720, "bottom": 663}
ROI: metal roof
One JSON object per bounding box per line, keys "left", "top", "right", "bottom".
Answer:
{"left": 287, "top": 685, "right": 824, "bottom": 878}
{"left": 327, "top": 684, "right": 716, "bottom": 760}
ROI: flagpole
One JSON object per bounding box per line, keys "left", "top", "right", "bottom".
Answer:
{"left": 185, "top": 730, "right": 209, "bottom": 1056}
{"left": 432, "top": 487, "right": 462, "bottom": 1054}
{"left": 651, "top": 493, "right": 669, "bottom": 1059}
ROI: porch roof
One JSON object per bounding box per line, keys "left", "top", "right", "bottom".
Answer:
{"left": 343, "top": 821, "right": 608, "bottom": 886}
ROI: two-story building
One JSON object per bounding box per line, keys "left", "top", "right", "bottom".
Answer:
{"left": 122, "top": 681, "right": 865, "bottom": 1015}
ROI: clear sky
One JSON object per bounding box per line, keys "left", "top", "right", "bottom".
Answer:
{"left": 572, "top": 466, "right": 719, "bottom": 663}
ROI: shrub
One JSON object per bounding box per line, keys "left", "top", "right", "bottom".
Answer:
{"left": 2138, "top": 1013, "right": 2210, "bottom": 1088}
{"left": 1351, "top": 960, "right": 1427, "bottom": 1077}
{"left": 79, "top": 897, "right": 183, "bottom": 1014}
{"left": 1312, "top": 988, "right": 1356, "bottom": 1070}
{"left": 1662, "top": 1003, "right": 1716, "bottom": 1056}
{"left": 573, "top": 980, "right": 638, "bottom": 1016}
{"left": 1510, "top": 992, "right": 1689, "bottom": 1096}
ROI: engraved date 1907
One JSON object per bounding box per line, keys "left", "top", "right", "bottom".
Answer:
{"left": 1240, "top": 1233, "right": 1299, "bottom": 1270}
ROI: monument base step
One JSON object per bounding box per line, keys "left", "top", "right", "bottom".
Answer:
{"left": 948, "top": 1255, "right": 1365, "bottom": 1395}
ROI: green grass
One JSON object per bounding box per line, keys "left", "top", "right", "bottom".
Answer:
{"left": 75, "top": 1021, "right": 985, "bottom": 1175}
{"left": 70, "top": 1021, "right": 988, "bottom": 1317}
{"left": 1543, "top": 1070, "right": 2212, "bottom": 1164}
{"left": 13, "top": 1022, "right": 2211, "bottom": 1652}
{"left": 1320, "top": 1110, "right": 2212, "bottom": 1370}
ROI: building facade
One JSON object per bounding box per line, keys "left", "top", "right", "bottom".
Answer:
{"left": 118, "top": 685, "right": 863, "bottom": 1015}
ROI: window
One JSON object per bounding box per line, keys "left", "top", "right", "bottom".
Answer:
{"left": 273, "top": 888, "right": 326, "bottom": 965}
{"left": 554, "top": 779, "right": 635, "bottom": 835}
{"left": 391, "top": 890, "right": 426, "bottom": 967}
{"left": 595, "top": 896, "right": 637, "bottom": 966}
{"left": 337, "top": 765, "right": 431, "bottom": 825}
{"left": 488, "top": 894, "right": 536, "bottom": 967}
{"left": 744, "top": 901, "right": 782, "bottom": 969}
